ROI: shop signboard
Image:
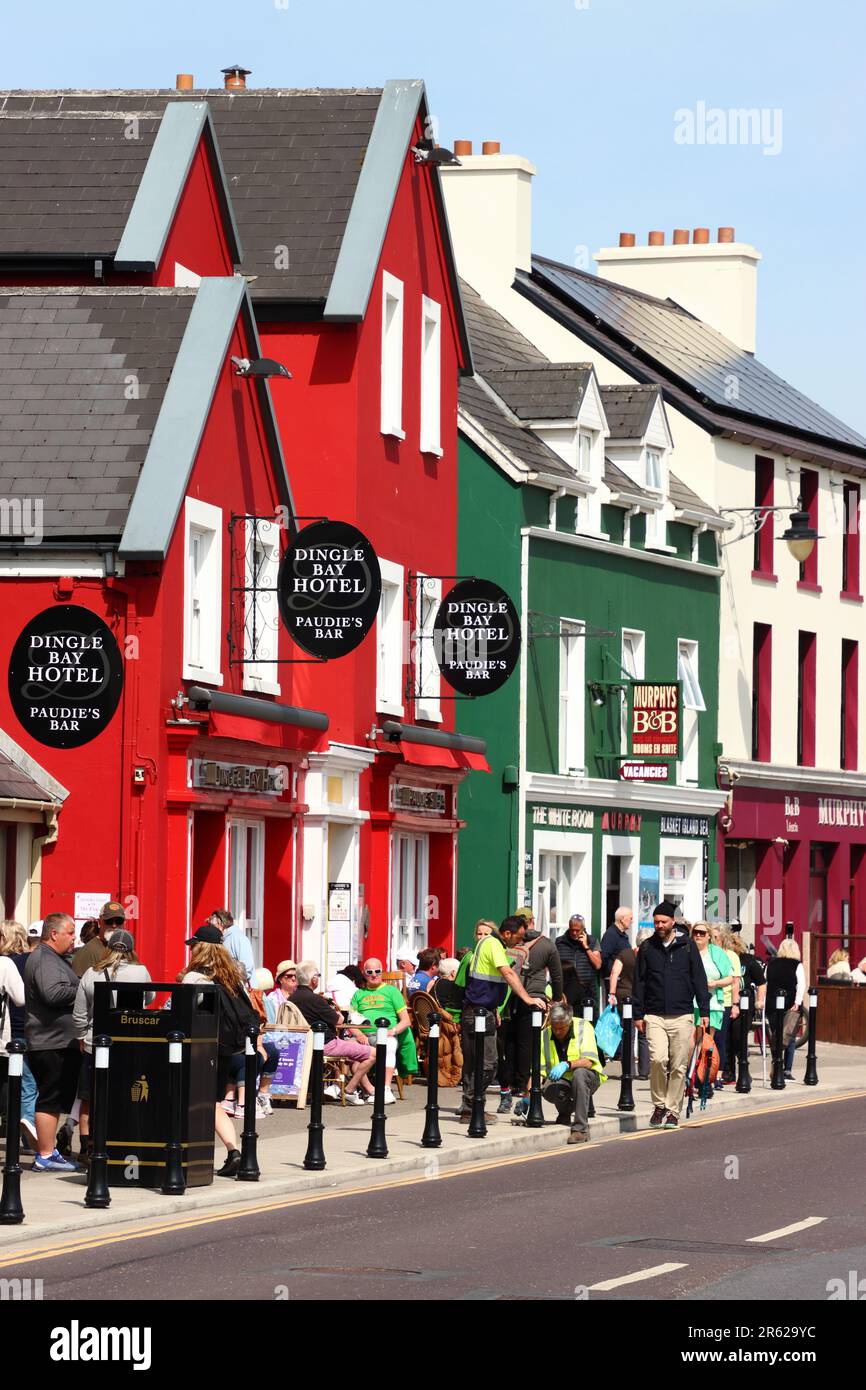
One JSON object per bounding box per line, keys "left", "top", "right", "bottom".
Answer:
{"left": 433, "top": 578, "right": 520, "bottom": 695}
{"left": 265, "top": 1028, "right": 313, "bottom": 1106}
{"left": 8, "top": 604, "right": 124, "bottom": 748}
{"left": 628, "top": 680, "right": 681, "bottom": 760}
{"left": 620, "top": 761, "right": 669, "bottom": 782}
{"left": 277, "top": 520, "right": 381, "bottom": 658}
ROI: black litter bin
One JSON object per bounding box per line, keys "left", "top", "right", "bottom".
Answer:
{"left": 92, "top": 980, "right": 219, "bottom": 1188}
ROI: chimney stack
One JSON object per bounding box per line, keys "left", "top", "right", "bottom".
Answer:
{"left": 454, "top": 140, "right": 473, "bottom": 156}
{"left": 594, "top": 225, "right": 762, "bottom": 352}
{"left": 222, "top": 65, "right": 251, "bottom": 91}
{"left": 439, "top": 142, "right": 537, "bottom": 292}
{"left": 176, "top": 74, "right": 194, "bottom": 92}
{"left": 481, "top": 140, "right": 501, "bottom": 155}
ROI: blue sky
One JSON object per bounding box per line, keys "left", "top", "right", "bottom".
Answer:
{"left": 9, "top": 0, "right": 865, "bottom": 430}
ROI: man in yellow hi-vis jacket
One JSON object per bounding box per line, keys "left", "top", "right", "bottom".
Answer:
{"left": 539, "top": 1002, "right": 607, "bottom": 1144}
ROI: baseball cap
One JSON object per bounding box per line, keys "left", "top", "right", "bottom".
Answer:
{"left": 27, "top": 920, "right": 42, "bottom": 939}
{"left": 100, "top": 900, "right": 126, "bottom": 924}
{"left": 396, "top": 952, "right": 418, "bottom": 970}
{"left": 107, "top": 929, "right": 135, "bottom": 954}
{"left": 185, "top": 924, "right": 223, "bottom": 946}
{"left": 274, "top": 959, "right": 297, "bottom": 980}
{"left": 514, "top": 906, "right": 534, "bottom": 921}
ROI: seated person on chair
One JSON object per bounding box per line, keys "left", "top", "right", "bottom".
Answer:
{"left": 292, "top": 961, "right": 375, "bottom": 1105}
{"left": 348, "top": 957, "right": 418, "bottom": 1102}
{"left": 539, "top": 1002, "right": 607, "bottom": 1145}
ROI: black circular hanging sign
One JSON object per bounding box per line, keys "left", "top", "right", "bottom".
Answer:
{"left": 277, "top": 520, "right": 381, "bottom": 658}
{"left": 433, "top": 578, "right": 520, "bottom": 695}
{"left": 8, "top": 604, "right": 124, "bottom": 749}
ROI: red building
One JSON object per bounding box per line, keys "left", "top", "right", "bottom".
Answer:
{"left": 0, "top": 74, "right": 480, "bottom": 980}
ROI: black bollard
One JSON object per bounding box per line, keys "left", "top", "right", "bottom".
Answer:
{"left": 770, "top": 992, "right": 787, "bottom": 1090}
{"left": 526, "top": 1009, "right": 545, "bottom": 1128}
{"left": 366, "top": 1017, "right": 390, "bottom": 1158}
{"left": 617, "top": 998, "right": 635, "bottom": 1112}
{"left": 0, "top": 1041, "right": 26, "bottom": 1224}
{"left": 237, "top": 1024, "right": 260, "bottom": 1181}
{"left": 162, "top": 1031, "right": 186, "bottom": 1195}
{"left": 303, "top": 1022, "right": 327, "bottom": 1170}
{"left": 85, "top": 1034, "right": 111, "bottom": 1208}
{"left": 735, "top": 992, "right": 752, "bottom": 1093}
{"left": 583, "top": 999, "right": 596, "bottom": 1118}
{"left": 421, "top": 1014, "right": 442, "bottom": 1148}
{"left": 803, "top": 987, "right": 819, "bottom": 1086}
{"left": 467, "top": 1008, "right": 488, "bottom": 1138}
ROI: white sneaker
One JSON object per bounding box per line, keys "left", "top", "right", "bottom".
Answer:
{"left": 345, "top": 1091, "right": 366, "bottom": 1106}
{"left": 383, "top": 1087, "right": 396, "bottom": 1105}
{"left": 256, "top": 1094, "right": 272, "bottom": 1117}
{"left": 323, "top": 1083, "right": 342, "bottom": 1101}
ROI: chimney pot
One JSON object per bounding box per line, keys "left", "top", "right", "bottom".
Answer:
{"left": 718, "top": 226, "right": 735, "bottom": 243}
{"left": 672, "top": 228, "right": 689, "bottom": 245}
{"left": 221, "top": 64, "right": 251, "bottom": 91}
{"left": 648, "top": 230, "right": 664, "bottom": 246}
{"left": 481, "top": 140, "right": 501, "bottom": 155}
{"left": 454, "top": 139, "right": 473, "bottom": 156}
{"left": 619, "top": 232, "right": 636, "bottom": 248}
{"left": 693, "top": 227, "right": 710, "bottom": 244}
{"left": 175, "top": 74, "right": 194, "bottom": 92}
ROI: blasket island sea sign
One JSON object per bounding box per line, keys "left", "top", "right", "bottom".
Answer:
{"left": 8, "top": 604, "right": 124, "bottom": 749}
{"left": 433, "top": 577, "right": 520, "bottom": 695}
{"left": 277, "top": 520, "right": 381, "bottom": 658}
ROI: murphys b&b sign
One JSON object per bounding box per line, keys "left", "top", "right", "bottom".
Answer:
{"left": 628, "top": 681, "right": 681, "bottom": 760}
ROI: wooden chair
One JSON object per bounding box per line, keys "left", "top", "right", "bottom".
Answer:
{"left": 409, "top": 989, "right": 440, "bottom": 1076}
{"left": 382, "top": 970, "right": 407, "bottom": 1000}
{"left": 323, "top": 1054, "right": 348, "bottom": 1105}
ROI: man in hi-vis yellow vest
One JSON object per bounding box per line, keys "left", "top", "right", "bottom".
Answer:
{"left": 539, "top": 1002, "right": 607, "bottom": 1144}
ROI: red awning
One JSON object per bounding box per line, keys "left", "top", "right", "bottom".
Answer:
{"left": 398, "top": 742, "right": 490, "bottom": 773}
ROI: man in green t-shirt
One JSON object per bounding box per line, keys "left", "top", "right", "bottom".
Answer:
{"left": 458, "top": 917, "right": 548, "bottom": 1123}
{"left": 348, "top": 958, "right": 417, "bottom": 1104}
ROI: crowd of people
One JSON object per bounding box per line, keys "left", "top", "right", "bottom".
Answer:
{"left": 0, "top": 896, "right": 837, "bottom": 1178}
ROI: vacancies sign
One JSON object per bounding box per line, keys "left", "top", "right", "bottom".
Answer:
{"left": 628, "top": 680, "right": 681, "bottom": 760}
{"left": 433, "top": 578, "right": 520, "bottom": 695}
{"left": 8, "top": 604, "right": 124, "bottom": 748}
{"left": 277, "top": 520, "right": 381, "bottom": 658}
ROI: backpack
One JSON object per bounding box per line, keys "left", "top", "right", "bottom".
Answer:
{"left": 216, "top": 983, "right": 258, "bottom": 1055}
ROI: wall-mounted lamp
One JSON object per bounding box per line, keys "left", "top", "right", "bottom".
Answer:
{"left": 780, "top": 498, "right": 820, "bottom": 564}
{"left": 588, "top": 682, "right": 606, "bottom": 707}
{"left": 231, "top": 356, "right": 292, "bottom": 380}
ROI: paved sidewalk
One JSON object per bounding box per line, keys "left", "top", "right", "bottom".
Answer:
{"left": 0, "top": 1042, "right": 862, "bottom": 1251}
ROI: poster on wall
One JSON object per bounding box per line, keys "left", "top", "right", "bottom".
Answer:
{"left": 433, "top": 577, "right": 520, "bottom": 695}
{"left": 265, "top": 1027, "right": 313, "bottom": 1106}
{"left": 638, "top": 864, "right": 660, "bottom": 927}
{"left": 277, "top": 520, "right": 381, "bottom": 658}
{"left": 328, "top": 882, "right": 351, "bottom": 922}
{"left": 629, "top": 681, "right": 681, "bottom": 760}
{"left": 7, "top": 605, "right": 124, "bottom": 749}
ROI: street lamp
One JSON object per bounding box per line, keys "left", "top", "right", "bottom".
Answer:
{"left": 780, "top": 499, "right": 820, "bottom": 564}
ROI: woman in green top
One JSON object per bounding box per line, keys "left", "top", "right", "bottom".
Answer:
{"left": 689, "top": 922, "right": 736, "bottom": 1033}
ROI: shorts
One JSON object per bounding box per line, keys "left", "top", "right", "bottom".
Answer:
{"left": 227, "top": 1041, "right": 280, "bottom": 1085}
{"left": 77, "top": 1051, "right": 94, "bottom": 1102}
{"left": 324, "top": 1037, "right": 372, "bottom": 1063}
{"left": 216, "top": 1053, "right": 232, "bottom": 1100}
{"left": 28, "top": 1046, "right": 82, "bottom": 1115}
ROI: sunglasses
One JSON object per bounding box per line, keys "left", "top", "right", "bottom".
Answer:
{"left": 365, "top": 969, "right": 382, "bottom": 976}
{"left": 692, "top": 930, "right": 708, "bottom": 937}
{"left": 104, "top": 918, "right": 125, "bottom": 927}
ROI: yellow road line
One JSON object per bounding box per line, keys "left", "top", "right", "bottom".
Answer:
{"left": 3, "top": 1089, "right": 863, "bottom": 1269}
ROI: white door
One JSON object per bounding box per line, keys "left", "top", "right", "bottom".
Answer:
{"left": 229, "top": 817, "right": 265, "bottom": 968}
{"left": 537, "top": 852, "right": 577, "bottom": 939}
{"left": 390, "top": 831, "right": 429, "bottom": 963}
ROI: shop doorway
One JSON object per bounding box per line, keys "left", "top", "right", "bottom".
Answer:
{"left": 229, "top": 817, "right": 264, "bottom": 968}
{"left": 536, "top": 850, "right": 591, "bottom": 938}
{"left": 390, "top": 831, "right": 429, "bottom": 963}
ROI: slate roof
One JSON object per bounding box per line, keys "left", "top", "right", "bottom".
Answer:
{"left": 600, "top": 384, "right": 660, "bottom": 439}
{"left": 0, "top": 747, "right": 56, "bottom": 802}
{"left": 0, "top": 287, "right": 194, "bottom": 538}
{"left": 459, "top": 374, "right": 575, "bottom": 480}
{"left": 521, "top": 257, "right": 866, "bottom": 454}
{"left": 0, "top": 89, "right": 382, "bottom": 302}
{"left": 484, "top": 363, "right": 593, "bottom": 421}
{"left": 604, "top": 457, "right": 652, "bottom": 504}
{"left": 668, "top": 470, "right": 723, "bottom": 523}
{"left": 459, "top": 279, "right": 545, "bottom": 372}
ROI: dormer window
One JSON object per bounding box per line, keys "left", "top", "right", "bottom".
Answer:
{"left": 578, "top": 431, "right": 592, "bottom": 476}
{"left": 646, "top": 449, "right": 662, "bottom": 491}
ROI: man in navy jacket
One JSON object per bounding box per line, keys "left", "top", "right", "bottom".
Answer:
{"left": 633, "top": 902, "right": 710, "bottom": 1131}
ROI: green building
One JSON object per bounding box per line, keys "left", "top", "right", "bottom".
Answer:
{"left": 455, "top": 284, "right": 727, "bottom": 943}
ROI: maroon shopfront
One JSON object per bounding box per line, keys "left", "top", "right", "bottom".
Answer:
{"left": 724, "top": 786, "right": 866, "bottom": 955}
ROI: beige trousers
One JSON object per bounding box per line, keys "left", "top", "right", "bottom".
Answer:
{"left": 645, "top": 1014, "right": 694, "bottom": 1115}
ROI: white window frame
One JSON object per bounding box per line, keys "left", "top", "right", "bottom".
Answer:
{"left": 420, "top": 295, "right": 442, "bottom": 456}
{"left": 533, "top": 829, "right": 593, "bottom": 939}
{"left": 645, "top": 448, "right": 663, "bottom": 492}
{"left": 376, "top": 558, "right": 405, "bottom": 717}
{"left": 381, "top": 271, "right": 405, "bottom": 440}
{"left": 621, "top": 627, "right": 645, "bottom": 755}
{"left": 390, "top": 830, "right": 429, "bottom": 963}
{"left": 243, "top": 521, "right": 281, "bottom": 696}
{"left": 677, "top": 639, "right": 704, "bottom": 785}
{"left": 558, "top": 618, "right": 586, "bottom": 774}
{"left": 415, "top": 574, "right": 442, "bottom": 723}
{"left": 660, "top": 837, "right": 703, "bottom": 922}
{"left": 183, "top": 497, "right": 224, "bottom": 687}
{"left": 577, "top": 429, "right": 593, "bottom": 477}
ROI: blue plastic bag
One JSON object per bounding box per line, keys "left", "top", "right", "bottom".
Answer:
{"left": 594, "top": 1003, "right": 623, "bottom": 1057}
